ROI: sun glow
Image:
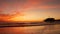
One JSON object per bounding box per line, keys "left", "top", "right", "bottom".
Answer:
{"left": 10, "top": 15, "right": 40, "bottom": 22}
{"left": 9, "top": 12, "right": 41, "bottom": 22}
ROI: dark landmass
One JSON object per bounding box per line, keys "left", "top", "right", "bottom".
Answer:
{"left": 44, "top": 18, "right": 60, "bottom": 23}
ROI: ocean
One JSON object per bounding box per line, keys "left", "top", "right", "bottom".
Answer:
{"left": 0, "top": 24, "right": 60, "bottom": 34}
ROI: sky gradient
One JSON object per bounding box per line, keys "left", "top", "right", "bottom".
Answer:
{"left": 0, "top": 0, "right": 60, "bottom": 22}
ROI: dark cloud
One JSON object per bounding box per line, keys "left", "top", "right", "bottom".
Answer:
{"left": 45, "top": 0, "right": 60, "bottom": 5}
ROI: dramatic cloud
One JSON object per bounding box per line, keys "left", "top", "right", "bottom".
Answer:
{"left": 0, "top": 0, "right": 60, "bottom": 21}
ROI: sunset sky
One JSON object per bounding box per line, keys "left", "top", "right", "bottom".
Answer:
{"left": 0, "top": 0, "right": 60, "bottom": 22}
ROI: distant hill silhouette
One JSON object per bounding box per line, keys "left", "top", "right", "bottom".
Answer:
{"left": 44, "top": 18, "right": 60, "bottom": 23}
{"left": 44, "top": 18, "right": 55, "bottom": 23}
{"left": 55, "top": 19, "right": 60, "bottom": 22}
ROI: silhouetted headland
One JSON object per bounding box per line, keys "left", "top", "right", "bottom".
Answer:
{"left": 44, "top": 18, "right": 60, "bottom": 23}
{"left": 44, "top": 18, "right": 55, "bottom": 23}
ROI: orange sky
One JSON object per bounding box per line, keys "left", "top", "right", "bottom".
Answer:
{"left": 0, "top": 0, "right": 60, "bottom": 22}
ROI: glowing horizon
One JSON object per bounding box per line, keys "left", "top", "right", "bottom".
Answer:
{"left": 0, "top": 0, "right": 60, "bottom": 22}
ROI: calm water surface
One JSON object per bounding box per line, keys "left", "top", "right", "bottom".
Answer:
{"left": 0, "top": 25, "right": 60, "bottom": 34}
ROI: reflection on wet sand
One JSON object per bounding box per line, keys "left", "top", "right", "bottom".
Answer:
{"left": 0, "top": 24, "right": 60, "bottom": 34}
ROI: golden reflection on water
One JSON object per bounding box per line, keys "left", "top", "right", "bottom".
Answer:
{"left": 0, "top": 25, "right": 60, "bottom": 34}
{"left": 0, "top": 26, "right": 45, "bottom": 34}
